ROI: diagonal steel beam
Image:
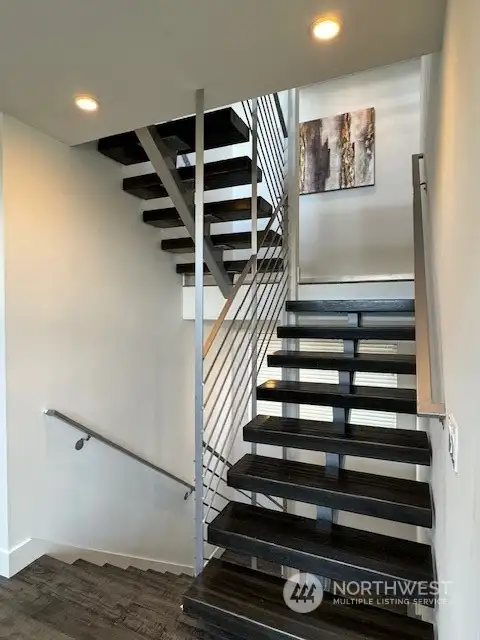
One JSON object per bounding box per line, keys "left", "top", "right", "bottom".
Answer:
{"left": 135, "top": 126, "right": 232, "bottom": 298}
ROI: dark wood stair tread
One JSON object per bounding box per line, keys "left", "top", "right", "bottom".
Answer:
{"left": 286, "top": 299, "right": 415, "bottom": 314}
{"left": 183, "top": 559, "right": 434, "bottom": 640}
{"left": 277, "top": 325, "right": 416, "bottom": 341}
{"left": 243, "top": 415, "right": 431, "bottom": 465}
{"left": 123, "top": 157, "right": 261, "bottom": 200}
{"left": 177, "top": 259, "right": 284, "bottom": 275}
{"left": 228, "top": 454, "right": 432, "bottom": 527}
{"left": 144, "top": 197, "right": 272, "bottom": 229}
{"left": 163, "top": 230, "right": 281, "bottom": 254}
{"left": 209, "top": 502, "right": 434, "bottom": 593}
{"left": 268, "top": 351, "right": 416, "bottom": 375}
{"left": 98, "top": 108, "right": 249, "bottom": 165}
{"left": 257, "top": 380, "right": 417, "bottom": 415}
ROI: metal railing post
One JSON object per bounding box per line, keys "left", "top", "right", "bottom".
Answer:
{"left": 282, "top": 87, "right": 300, "bottom": 485}
{"left": 194, "top": 88, "right": 205, "bottom": 576}
{"left": 250, "top": 98, "right": 259, "bottom": 570}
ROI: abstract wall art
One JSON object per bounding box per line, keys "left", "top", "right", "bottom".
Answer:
{"left": 299, "top": 107, "right": 375, "bottom": 195}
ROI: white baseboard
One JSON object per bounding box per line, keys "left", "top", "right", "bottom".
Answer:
{"left": 0, "top": 538, "right": 194, "bottom": 578}
{"left": 0, "top": 538, "right": 48, "bottom": 578}
{"left": 44, "top": 541, "right": 194, "bottom": 576}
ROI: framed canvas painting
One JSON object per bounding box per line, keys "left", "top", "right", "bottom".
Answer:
{"left": 299, "top": 107, "right": 375, "bottom": 194}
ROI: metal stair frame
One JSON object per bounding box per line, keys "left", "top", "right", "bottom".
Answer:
{"left": 135, "top": 120, "right": 232, "bottom": 298}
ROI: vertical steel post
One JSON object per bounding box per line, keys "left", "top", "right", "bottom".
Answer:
{"left": 282, "top": 89, "right": 300, "bottom": 466}
{"left": 281, "top": 90, "right": 299, "bottom": 580}
{"left": 250, "top": 99, "right": 258, "bottom": 456}
{"left": 250, "top": 98, "right": 259, "bottom": 571}
{"left": 194, "top": 88, "right": 205, "bottom": 576}
{"left": 286, "top": 89, "right": 300, "bottom": 301}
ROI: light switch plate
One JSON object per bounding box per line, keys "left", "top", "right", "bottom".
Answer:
{"left": 447, "top": 413, "right": 459, "bottom": 473}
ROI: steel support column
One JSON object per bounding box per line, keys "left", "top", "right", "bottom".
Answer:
{"left": 135, "top": 126, "right": 232, "bottom": 298}
{"left": 317, "top": 312, "right": 359, "bottom": 525}
{"left": 194, "top": 89, "right": 205, "bottom": 576}
{"left": 250, "top": 98, "right": 259, "bottom": 571}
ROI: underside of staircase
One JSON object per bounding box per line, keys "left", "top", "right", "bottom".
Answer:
{"left": 98, "top": 107, "right": 276, "bottom": 283}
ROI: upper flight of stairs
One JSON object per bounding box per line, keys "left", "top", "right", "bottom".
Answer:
{"left": 184, "top": 298, "right": 436, "bottom": 640}
{"left": 123, "top": 157, "right": 261, "bottom": 200}
{"left": 98, "top": 107, "right": 250, "bottom": 164}
{"left": 97, "top": 107, "right": 279, "bottom": 280}
{"left": 143, "top": 196, "right": 272, "bottom": 229}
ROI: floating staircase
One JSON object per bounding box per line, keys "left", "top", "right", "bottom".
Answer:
{"left": 98, "top": 102, "right": 434, "bottom": 639}
{"left": 184, "top": 299, "right": 435, "bottom": 640}
{"left": 97, "top": 106, "right": 282, "bottom": 285}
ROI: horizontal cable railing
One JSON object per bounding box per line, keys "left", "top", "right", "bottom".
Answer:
{"left": 195, "top": 91, "right": 290, "bottom": 573}
{"left": 412, "top": 154, "right": 445, "bottom": 419}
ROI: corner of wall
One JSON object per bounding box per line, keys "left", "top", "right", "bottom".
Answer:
{"left": 0, "top": 538, "right": 46, "bottom": 578}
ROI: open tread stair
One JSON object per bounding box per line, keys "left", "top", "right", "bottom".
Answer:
{"left": 243, "top": 415, "right": 431, "bottom": 465}
{"left": 228, "top": 454, "right": 432, "bottom": 527}
{"left": 277, "top": 325, "right": 416, "bottom": 341}
{"left": 177, "top": 259, "right": 284, "bottom": 276}
{"left": 143, "top": 197, "right": 272, "bottom": 229}
{"left": 123, "top": 156, "right": 261, "bottom": 200}
{"left": 268, "top": 350, "right": 416, "bottom": 375}
{"left": 257, "top": 380, "right": 418, "bottom": 414}
{"left": 209, "top": 502, "right": 434, "bottom": 598}
{"left": 183, "top": 559, "right": 434, "bottom": 640}
{"left": 162, "top": 230, "right": 281, "bottom": 254}
{"left": 98, "top": 107, "right": 249, "bottom": 165}
{"left": 286, "top": 299, "right": 415, "bottom": 314}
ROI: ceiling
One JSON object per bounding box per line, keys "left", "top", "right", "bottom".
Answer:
{"left": 0, "top": 0, "right": 446, "bottom": 145}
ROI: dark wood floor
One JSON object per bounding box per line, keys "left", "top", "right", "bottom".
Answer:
{"left": 0, "top": 553, "right": 410, "bottom": 638}
{"left": 0, "top": 555, "right": 217, "bottom": 640}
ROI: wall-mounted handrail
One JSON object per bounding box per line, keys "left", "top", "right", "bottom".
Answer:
{"left": 412, "top": 154, "right": 446, "bottom": 419}
{"left": 44, "top": 409, "right": 195, "bottom": 499}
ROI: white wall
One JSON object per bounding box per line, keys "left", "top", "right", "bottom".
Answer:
{"left": 0, "top": 114, "right": 195, "bottom": 576}
{"left": 422, "top": 1, "right": 480, "bottom": 637}
{"left": 299, "top": 60, "right": 421, "bottom": 280}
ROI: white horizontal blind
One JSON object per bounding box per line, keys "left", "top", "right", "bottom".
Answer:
{"left": 257, "top": 332, "right": 399, "bottom": 428}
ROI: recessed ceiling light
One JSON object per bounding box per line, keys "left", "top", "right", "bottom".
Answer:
{"left": 74, "top": 95, "right": 99, "bottom": 112}
{"left": 312, "top": 18, "right": 341, "bottom": 41}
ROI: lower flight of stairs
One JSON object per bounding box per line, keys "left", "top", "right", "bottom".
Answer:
{"left": 184, "top": 298, "right": 436, "bottom": 640}
{"left": 0, "top": 554, "right": 209, "bottom": 640}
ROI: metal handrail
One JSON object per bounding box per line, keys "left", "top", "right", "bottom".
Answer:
{"left": 44, "top": 409, "right": 195, "bottom": 499}
{"left": 412, "top": 154, "right": 446, "bottom": 419}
